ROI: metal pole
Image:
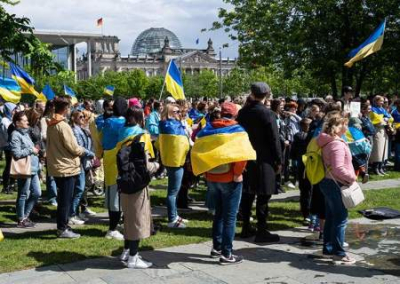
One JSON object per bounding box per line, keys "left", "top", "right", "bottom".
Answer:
{"left": 219, "top": 48, "right": 222, "bottom": 98}
{"left": 159, "top": 60, "right": 172, "bottom": 101}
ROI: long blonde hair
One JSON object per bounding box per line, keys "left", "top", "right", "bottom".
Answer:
{"left": 161, "top": 103, "right": 179, "bottom": 121}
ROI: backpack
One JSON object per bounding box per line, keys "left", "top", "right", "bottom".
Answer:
{"left": 302, "top": 138, "right": 325, "bottom": 185}
{"left": 116, "top": 133, "right": 151, "bottom": 194}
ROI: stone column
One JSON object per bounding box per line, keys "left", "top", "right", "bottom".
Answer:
{"left": 87, "top": 40, "right": 92, "bottom": 77}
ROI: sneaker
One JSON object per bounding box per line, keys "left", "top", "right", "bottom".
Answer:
{"left": 285, "top": 182, "right": 296, "bottom": 189}
{"left": 210, "top": 248, "right": 222, "bottom": 258}
{"left": 120, "top": 249, "right": 130, "bottom": 261}
{"left": 167, "top": 218, "right": 186, "bottom": 229}
{"left": 333, "top": 255, "right": 356, "bottom": 265}
{"left": 82, "top": 208, "right": 97, "bottom": 216}
{"left": 362, "top": 174, "right": 369, "bottom": 184}
{"left": 68, "top": 216, "right": 85, "bottom": 225}
{"left": 105, "top": 230, "right": 124, "bottom": 241}
{"left": 176, "top": 216, "right": 189, "bottom": 223}
{"left": 219, "top": 254, "right": 244, "bottom": 265}
{"left": 343, "top": 242, "right": 349, "bottom": 248}
{"left": 78, "top": 213, "right": 89, "bottom": 221}
{"left": 49, "top": 200, "right": 58, "bottom": 207}
{"left": 314, "top": 226, "right": 321, "bottom": 232}
{"left": 126, "top": 254, "right": 153, "bottom": 269}
{"left": 17, "top": 219, "right": 35, "bottom": 229}
{"left": 308, "top": 223, "right": 315, "bottom": 232}
{"left": 57, "top": 229, "right": 81, "bottom": 239}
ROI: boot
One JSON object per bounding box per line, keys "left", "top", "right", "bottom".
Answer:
{"left": 240, "top": 223, "right": 257, "bottom": 238}
{"left": 254, "top": 229, "right": 280, "bottom": 243}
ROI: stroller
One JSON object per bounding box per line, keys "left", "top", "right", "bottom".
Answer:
{"left": 85, "top": 157, "right": 105, "bottom": 196}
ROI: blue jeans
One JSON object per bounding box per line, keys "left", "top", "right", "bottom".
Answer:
{"left": 16, "top": 174, "right": 41, "bottom": 221}
{"left": 205, "top": 183, "right": 216, "bottom": 211}
{"left": 70, "top": 168, "right": 85, "bottom": 217}
{"left": 210, "top": 181, "right": 242, "bottom": 257}
{"left": 166, "top": 167, "right": 184, "bottom": 222}
{"left": 46, "top": 173, "right": 57, "bottom": 204}
{"left": 319, "top": 178, "right": 348, "bottom": 256}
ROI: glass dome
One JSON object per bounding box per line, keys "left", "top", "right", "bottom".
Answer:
{"left": 130, "top": 27, "right": 182, "bottom": 55}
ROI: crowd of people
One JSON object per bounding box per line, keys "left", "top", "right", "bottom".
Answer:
{"left": 0, "top": 82, "right": 397, "bottom": 267}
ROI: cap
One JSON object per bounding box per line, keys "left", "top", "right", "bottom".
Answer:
{"left": 343, "top": 86, "right": 353, "bottom": 93}
{"left": 128, "top": 97, "right": 142, "bottom": 108}
{"left": 251, "top": 82, "right": 271, "bottom": 96}
{"left": 221, "top": 102, "right": 238, "bottom": 117}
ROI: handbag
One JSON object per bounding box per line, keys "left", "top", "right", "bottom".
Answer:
{"left": 327, "top": 170, "right": 364, "bottom": 209}
{"left": 10, "top": 155, "right": 31, "bottom": 178}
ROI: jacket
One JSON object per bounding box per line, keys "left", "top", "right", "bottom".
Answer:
{"left": 204, "top": 119, "right": 247, "bottom": 183}
{"left": 237, "top": 100, "right": 282, "bottom": 195}
{"left": 72, "top": 125, "right": 94, "bottom": 170}
{"left": 145, "top": 111, "right": 160, "bottom": 138}
{"left": 317, "top": 133, "right": 356, "bottom": 185}
{"left": 46, "top": 114, "right": 85, "bottom": 177}
{"left": 10, "top": 128, "right": 40, "bottom": 174}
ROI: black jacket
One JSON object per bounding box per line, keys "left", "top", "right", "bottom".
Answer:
{"left": 237, "top": 100, "right": 282, "bottom": 195}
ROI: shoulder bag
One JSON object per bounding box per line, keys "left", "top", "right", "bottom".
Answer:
{"left": 10, "top": 155, "right": 31, "bottom": 179}
{"left": 327, "top": 170, "right": 364, "bottom": 209}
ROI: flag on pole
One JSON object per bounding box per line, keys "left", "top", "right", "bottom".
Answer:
{"left": 97, "top": 18, "right": 103, "bottom": 27}
{"left": 64, "top": 84, "right": 78, "bottom": 105}
{"left": 104, "top": 85, "right": 115, "bottom": 96}
{"left": 196, "top": 38, "right": 199, "bottom": 45}
{"left": 165, "top": 60, "right": 185, "bottom": 100}
{"left": 9, "top": 62, "right": 40, "bottom": 97}
{"left": 40, "top": 84, "right": 56, "bottom": 101}
{"left": 0, "top": 77, "right": 21, "bottom": 103}
{"left": 345, "top": 19, "right": 386, "bottom": 68}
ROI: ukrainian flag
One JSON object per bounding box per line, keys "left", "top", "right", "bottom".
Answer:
{"left": 9, "top": 62, "right": 39, "bottom": 97}
{"left": 165, "top": 60, "right": 185, "bottom": 100}
{"left": 345, "top": 19, "right": 386, "bottom": 68}
{"left": 0, "top": 77, "right": 21, "bottom": 103}
{"left": 41, "top": 84, "right": 56, "bottom": 101}
{"left": 392, "top": 109, "right": 400, "bottom": 129}
{"left": 370, "top": 106, "right": 393, "bottom": 125}
{"left": 157, "top": 119, "right": 189, "bottom": 167}
{"left": 64, "top": 84, "right": 78, "bottom": 105}
{"left": 191, "top": 123, "right": 256, "bottom": 176}
{"left": 104, "top": 85, "right": 115, "bottom": 96}
{"left": 103, "top": 125, "right": 154, "bottom": 187}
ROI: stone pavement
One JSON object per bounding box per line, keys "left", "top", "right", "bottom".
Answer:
{"left": 1, "top": 217, "right": 400, "bottom": 284}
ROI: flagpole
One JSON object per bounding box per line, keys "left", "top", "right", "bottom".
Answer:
{"left": 159, "top": 60, "right": 172, "bottom": 101}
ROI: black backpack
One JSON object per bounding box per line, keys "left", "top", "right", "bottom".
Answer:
{"left": 116, "top": 133, "right": 151, "bottom": 194}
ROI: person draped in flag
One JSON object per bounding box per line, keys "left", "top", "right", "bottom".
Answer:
{"left": 369, "top": 95, "right": 393, "bottom": 175}
{"left": 191, "top": 102, "right": 256, "bottom": 264}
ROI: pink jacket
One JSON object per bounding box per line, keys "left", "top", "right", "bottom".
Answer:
{"left": 317, "top": 133, "right": 356, "bottom": 185}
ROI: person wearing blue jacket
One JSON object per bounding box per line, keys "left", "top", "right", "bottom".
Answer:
{"left": 9, "top": 111, "right": 41, "bottom": 228}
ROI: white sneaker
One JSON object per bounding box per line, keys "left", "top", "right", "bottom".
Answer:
{"left": 105, "top": 230, "right": 124, "bottom": 241}
{"left": 177, "top": 216, "right": 189, "bottom": 223}
{"left": 83, "top": 208, "right": 97, "bottom": 216}
{"left": 78, "top": 213, "right": 89, "bottom": 221}
{"left": 343, "top": 242, "right": 349, "bottom": 248}
{"left": 120, "top": 249, "right": 130, "bottom": 261}
{"left": 285, "top": 182, "right": 296, "bottom": 189}
{"left": 167, "top": 218, "right": 186, "bottom": 229}
{"left": 126, "top": 254, "right": 153, "bottom": 269}
{"left": 68, "top": 216, "right": 85, "bottom": 225}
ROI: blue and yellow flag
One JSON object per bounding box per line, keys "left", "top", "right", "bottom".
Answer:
{"left": 104, "top": 85, "right": 115, "bottom": 96}
{"left": 9, "top": 62, "right": 39, "bottom": 97}
{"left": 64, "top": 84, "right": 78, "bottom": 105}
{"left": 369, "top": 105, "right": 393, "bottom": 125}
{"left": 392, "top": 109, "right": 400, "bottom": 129}
{"left": 40, "top": 84, "right": 55, "bottom": 101}
{"left": 0, "top": 77, "right": 21, "bottom": 103}
{"left": 191, "top": 122, "right": 256, "bottom": 176}
{"left": 165, "top": 60, "right": 185, "bottom": 100}
{"left": 157, "top": 119, "right": 189, "bottom": 167}
{"left": 345, "top": 19, "right": 386, "bottom": 68}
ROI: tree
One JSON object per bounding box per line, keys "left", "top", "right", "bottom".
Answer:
{"left": 214, "top": 0, "right": 400, "bottom": 97}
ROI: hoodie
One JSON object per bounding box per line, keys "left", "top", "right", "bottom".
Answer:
{"left": 317, "top": 133, "right": 356, "bottom": 185}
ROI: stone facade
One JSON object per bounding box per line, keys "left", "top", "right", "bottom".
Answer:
{"left": 77, "top": 30, "right": 237, "bottom": 80}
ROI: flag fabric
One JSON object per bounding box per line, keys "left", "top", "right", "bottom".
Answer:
{"left": 64, "top": 84, "right": 78, "bottom": 104}
{"left": 156, "top": 119, "right": 189, "bottom": 167}
{"left": 104, "top": 85, "right": 115, "bottom": 96}
{"left": 97, "top": 18, "right": 103, "bottom": 27}
{"left": 191, "top": 123, "right": 256, "bottom": 176}
{"left": 165, "top": 60, "right": 185, "bottom": 100}
{"left": 41, "top": 84, "right": 56, "bottom": 101}
{"left": 9, "top": 62, "right": 39, "bottom": 97}
{"left": 196, "top": 38, "right": 199, "bottom": 45}
{"left": 345, "top": 19, "right": 386, "bottom": 68}
{"left": 0, "top": 77, "right": 21, "bottom": 103}
{"left": 369, "top": 105, "right": 393, "bottom": 125}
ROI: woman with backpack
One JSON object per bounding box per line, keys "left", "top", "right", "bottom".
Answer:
{"left": 157, "top": 103, "right": 190, "bottom": 228}
{"left": 317, "top": 113, "right": 357, "bottom": 264}
{"left": 118, "top": 107, "right": 159, "bottom": 269}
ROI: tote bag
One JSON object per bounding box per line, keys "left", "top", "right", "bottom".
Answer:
{"left": 10, "top": 155, "right": 31, "bottom": 178}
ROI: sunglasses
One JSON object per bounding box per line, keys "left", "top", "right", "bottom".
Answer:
{"left": 78, "top": 115, "right": 85, "bottom": 119}
{"left": 173, "top": 110, "right": 181, "bottom": 114}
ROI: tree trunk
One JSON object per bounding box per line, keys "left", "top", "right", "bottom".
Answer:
{"left": 330, "top": 72, "right": 338, "bottom": 98}
{"left": 355, "top": 62, "right": 367, "bottom": 97}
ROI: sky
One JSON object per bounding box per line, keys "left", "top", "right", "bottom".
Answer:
{"left": 5, "top": 0, "right": 238, "bottom": 59}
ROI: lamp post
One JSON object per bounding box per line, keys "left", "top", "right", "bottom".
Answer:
{"left": 219, "top": 47, "right": 222, "bottom": 99}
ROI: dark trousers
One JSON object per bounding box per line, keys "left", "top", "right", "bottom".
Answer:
{"left": 298, "top": 164, "right": 312, "bottom": 218}
{"left": 2, "top": 150, "right": 14, "bottom": 191}
{"left": 240, "top": 192, "right": 272, "bottom": 231}
{"left": 54, "top": 175, "right": 78, "bottom": 231}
